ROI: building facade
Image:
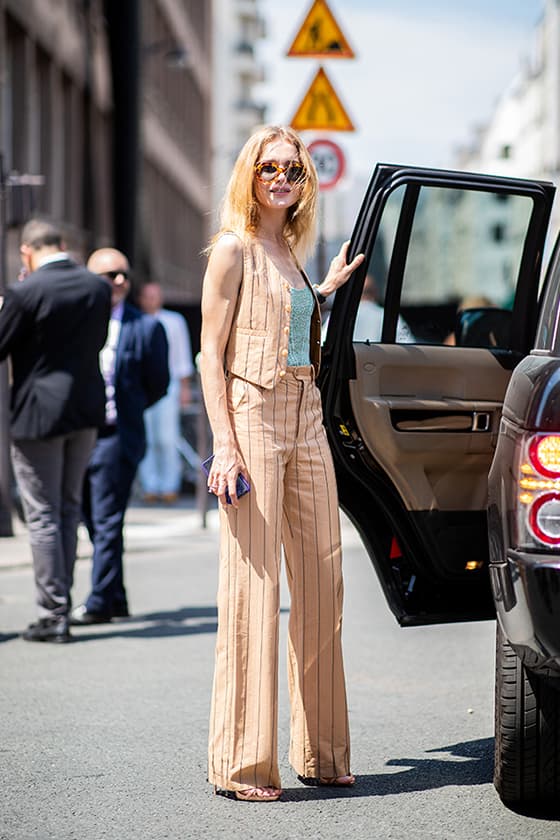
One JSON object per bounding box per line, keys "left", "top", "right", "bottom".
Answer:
{"left": 211, "top": 0, "right": 266, "bottom": 215}
{"left": 0, "top": 0, "right": 113, "bottom": 279}
{"left": 457, "top": 0, "right": 560, "bottom": 271}
{"left": 456, "top": 3, "right": 556, "bottom": 186}
{"left": 0, "top": 0, "right": 213, "bottom": 308}
{"left": 386, "top": 2, "right": 560, "bottom": 315}
{"left": 140, "top": 0, "right": 212, "bottom": 306}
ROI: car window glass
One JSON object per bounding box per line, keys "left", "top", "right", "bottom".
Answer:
{"left": 357, "top": 186, "right": 533, "bottom": 347}
{"left": 353, "top": 184, "right": 408, "bottom": 342}
{"left": 535, "top": 240, "right": 560, "bottom": 352}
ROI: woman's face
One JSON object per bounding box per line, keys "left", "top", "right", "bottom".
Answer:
{"left": 253, "top": 139, "right": 305, "bottom": 213}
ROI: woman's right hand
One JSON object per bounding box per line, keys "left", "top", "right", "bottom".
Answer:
{"left": 207, "top": 447, "right": 248, "bottom": 509}
{"left": 200, "top": 233, "right": 247, "bottom": 508}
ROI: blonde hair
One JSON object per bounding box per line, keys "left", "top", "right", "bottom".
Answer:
{"left": 211, "top": 125, "right": 318, "bottom": 262}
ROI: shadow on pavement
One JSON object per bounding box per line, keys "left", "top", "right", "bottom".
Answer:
{"left": 0, "top": 632, "right": 20, "bottom": 643}
{"left": 69, "top": 604, "right": 290, "bottom": 643}
{"left": 72, "top": 605, "right": 219, "bottom": 641}
{"left": 276, "top": 738, "right": 494, "bottom": 802}
{"left": 137, "top": 605, "right": 218, "bottom": 623}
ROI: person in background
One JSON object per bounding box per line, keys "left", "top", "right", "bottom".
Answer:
{"left": 137, "top": 281, "right": 194, "bottom": 503}
{"left": 321, "top": 272, "right": 415, "bottom": 343}
{"left": 0, "top": 219, "right": 111, "bottom": 643}
{"left": 444, "top": 295, "right": 495, "bottom": 346}
{"left": 70, "top": 249, "right": 169, "bottom": 626}
{"left": 353, "top": 273, "right": 415, "bottom": 342}
{"left": 200, "top": 125, "right": 364, "bottom": 802}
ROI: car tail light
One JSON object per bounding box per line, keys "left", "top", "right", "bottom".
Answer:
{"left": 528, "top": 434, "right": 560, "bottom": 477}
{"left": 528, "top": 493, "right": 560, "bottom": 545}
{"left": 518, "top": 434, "right": 560, "bottom": 547}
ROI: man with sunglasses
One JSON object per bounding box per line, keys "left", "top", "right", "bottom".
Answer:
{"left": 71, "top": 248, "right": 169, "bottom": 626}
{"left": 0, "top": 219, "right": 111, "bottom": 643}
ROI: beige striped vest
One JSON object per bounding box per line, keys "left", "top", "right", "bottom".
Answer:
{"left": 225, "top": 239, "right": 322, "bottom": 389}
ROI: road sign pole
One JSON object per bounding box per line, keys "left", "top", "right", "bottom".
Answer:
{"left": 316, "top": 192, "right": 326, "bottom": 285}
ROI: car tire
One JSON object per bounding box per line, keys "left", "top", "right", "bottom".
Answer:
{"left": 494, "top": 621, "right": 560, "bottom": 806}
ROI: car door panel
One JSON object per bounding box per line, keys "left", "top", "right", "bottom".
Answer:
{"left": 320, "top": 164, "right": 555, "bottom": 625}
{"left": 350, "top": 344, "right": 511, "bottom": 512}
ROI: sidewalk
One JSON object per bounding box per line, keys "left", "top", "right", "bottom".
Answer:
{"left": 0, "top": 494, "right": 219, "bottom": 571}
{"left": 0, "top": 514, "right": 30, "bottom": 569}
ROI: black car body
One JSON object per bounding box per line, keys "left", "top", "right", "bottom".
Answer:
{"left": 319, "top": 164, "right": 560, "bottom": 807}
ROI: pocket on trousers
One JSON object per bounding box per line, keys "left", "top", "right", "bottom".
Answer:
{"left": 227, "top": 375, "right": 262, "bottom": 414}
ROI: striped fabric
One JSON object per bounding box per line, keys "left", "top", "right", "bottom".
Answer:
{"left": 224, "top": 239, "right": 322, "bottom": 389}
{"left": 208, "top": 366, "right": 351, "bottom": 792}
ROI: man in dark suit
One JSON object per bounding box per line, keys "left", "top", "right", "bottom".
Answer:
{"left": 0, "top": 218, "right": 111, "bottom": 643}
{"left": 71, "top": 248, "right": 169, "bottom": 625}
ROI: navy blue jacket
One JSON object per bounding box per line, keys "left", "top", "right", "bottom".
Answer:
{"left": 0, "top": 258, "right": 111, "bottom": 440}
{"left": 114, "top": 303, "right": 169, "bottom": 465}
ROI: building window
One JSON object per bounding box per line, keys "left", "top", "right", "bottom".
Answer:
{"left": 6, "top": 15, "right": 28, "bottom": 172}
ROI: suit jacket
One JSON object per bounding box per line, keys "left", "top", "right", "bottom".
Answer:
{"left": 114, "top": 303, "right": 169, "bottom": 465}
{"left": 0, "top": 258, "right": 111, "bottom": 440}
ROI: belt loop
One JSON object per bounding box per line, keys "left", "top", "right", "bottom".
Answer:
{"left": 287, "top": 364, "right": 314, "bottom": 382}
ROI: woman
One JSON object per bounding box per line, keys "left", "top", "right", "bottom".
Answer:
{"left": 200, "top": 125, "right": 364, "bottom": 802}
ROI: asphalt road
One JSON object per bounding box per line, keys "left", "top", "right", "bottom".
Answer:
{"left": 1, "top": 501, "right": 559, "bottom": 840}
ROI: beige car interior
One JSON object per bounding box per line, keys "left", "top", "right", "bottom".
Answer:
{"left": 349, "top": 342, "right": 512, "bottom": 513}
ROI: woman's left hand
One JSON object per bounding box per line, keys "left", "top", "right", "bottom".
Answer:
{"left": 320, "top": 240, "right": 365, "bottom": 297}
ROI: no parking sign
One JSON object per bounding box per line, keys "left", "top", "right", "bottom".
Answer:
{"left": 307, "top": 138, "right": 345, "bottom": 190}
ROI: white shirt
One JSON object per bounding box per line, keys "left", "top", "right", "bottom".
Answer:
{"left": 155, "top": 308, "right": 193, "bottom": 380}
{"left": 321, "top": 300, "right": 415, "bottom": 344}
{"left": 99, "top": 302, "right": 124, "bottom": 425}
{"left": 353, "top": 300, "right": 415, "bottom": 343}
{"left": 37, "top": 251, "right": 70, "bottom": 267}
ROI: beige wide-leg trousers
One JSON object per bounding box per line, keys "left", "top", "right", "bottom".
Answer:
{"left": 208, "top": 366, "right": 350, "bottom": 792}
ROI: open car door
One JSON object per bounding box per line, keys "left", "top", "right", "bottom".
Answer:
{"left": 319, "top": 165, "right": 555, "bottom": 626}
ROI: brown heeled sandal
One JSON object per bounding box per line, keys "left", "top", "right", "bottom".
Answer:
{"left": 214, "top": 785, "right": 283, "bottom": 802}
{"left": 297, "top": 773, "right": 356, "bottom": 787}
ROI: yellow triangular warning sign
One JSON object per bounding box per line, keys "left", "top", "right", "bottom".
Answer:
{"left": 287, "top": 0, "right": 355, "bottom": 59}
{"left": 290, "top": 66, "right": 355, "bottom": 132}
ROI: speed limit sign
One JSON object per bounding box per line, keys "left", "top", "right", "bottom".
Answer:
{"left": 307, "top": 139, "right": 345, "bottom": 190}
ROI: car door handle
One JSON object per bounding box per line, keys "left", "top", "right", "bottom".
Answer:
{"left": 472, "top": 412, "right": 491, "bottom": 432}
{"left": 391, "top": 410, "right": 492, "bottom": 432}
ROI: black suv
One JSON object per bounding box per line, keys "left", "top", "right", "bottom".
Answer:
{"left": 319, "top": 164, "right": 560, "bottom": 807}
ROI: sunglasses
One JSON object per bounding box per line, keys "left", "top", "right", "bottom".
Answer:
{"left": 254, "top": 160, "right": 305, "bottom": 184}
{"left": 102, "top": 269, "right": 129, "bottom": 281}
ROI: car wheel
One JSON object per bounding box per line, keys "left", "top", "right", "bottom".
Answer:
{"left": 494, "top": 621, "right": 560, "bottom": 806}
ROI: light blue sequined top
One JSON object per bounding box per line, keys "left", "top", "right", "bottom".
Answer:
{"left": 287, "top": 286, "right": 315, "bottom": 366}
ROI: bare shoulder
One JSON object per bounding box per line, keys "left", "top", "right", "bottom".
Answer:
{"left": 205, "top": 234, "right": 244, "bottom": 298}
{"left": 210, "top": 232, "right": 244, "bottom": 268}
